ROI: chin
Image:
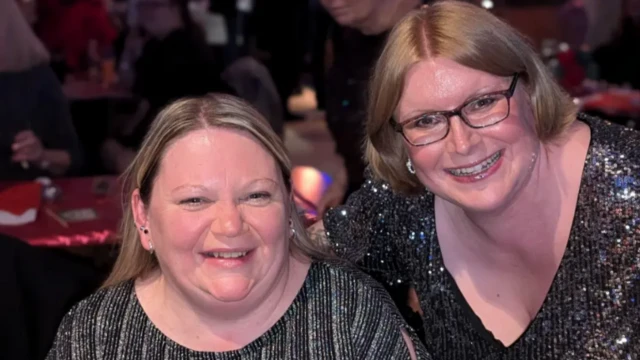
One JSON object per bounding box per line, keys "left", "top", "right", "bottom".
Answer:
{"left": 205, "top": 276, "right": 254, "bottom": 303}
{"left": 437, "top": 180, "right": 514, "bottom": 214}
{"left": 457, "top": 194, "right": 509, "bottom": 214}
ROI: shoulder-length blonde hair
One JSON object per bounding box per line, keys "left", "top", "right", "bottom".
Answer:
{"left": 0, "top": 0, "right": 50, "bottom": 72}
{"left": 366, "top": 1, "right": 577, "bottom": 194}
{"left": 103, "top": 94, "right": 328, "bottom": 288}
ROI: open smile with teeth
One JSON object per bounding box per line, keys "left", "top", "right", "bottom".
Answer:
{"left": 204, "top": 251, "right": 248, "bottom": 259}
{"left": 447, "top": 151, "right": 502, "bottom": 177}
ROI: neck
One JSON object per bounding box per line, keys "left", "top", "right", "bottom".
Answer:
{"left": 148, "top": 256, "right": 308, "bottom": 351}
{"left": 441, "top": 143, "right": 566, "bottom": 271}
{"left": 360, "top": 0, "right": 421, "bottom": 35}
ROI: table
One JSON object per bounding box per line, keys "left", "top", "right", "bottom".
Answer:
{"left": 579, "top": 89, "right": 640, "bottom": 117}
{"left": 0, "top": 177, "right": 121, "bottom": 247}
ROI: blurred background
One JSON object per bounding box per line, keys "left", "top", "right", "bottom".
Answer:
{"left": 1, "top": 0, "right": 639, "bottom": 358}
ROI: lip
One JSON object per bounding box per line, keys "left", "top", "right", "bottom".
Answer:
{"left": 444, "top": 150, "right": 504, "bottom": 184}
{"left": 444, "top": 150, "right": 503, "bottom": 171}
{"left": 200, "top": 248, "right": 255, "bottom": 269}
{"left": 200, "top": 247, "right": 254, "bottom": 254}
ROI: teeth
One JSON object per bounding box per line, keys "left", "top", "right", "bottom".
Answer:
{"left": 205, "top": 251, "right": 248, "bottom": 259}
{"left": 448, "top": 152, "right": 501, "bottom": 177}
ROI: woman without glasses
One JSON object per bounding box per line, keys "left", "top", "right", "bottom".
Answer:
{"left": 46, "top": 94, "right": 428, "bottom": 359}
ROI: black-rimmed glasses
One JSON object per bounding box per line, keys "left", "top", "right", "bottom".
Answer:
{"left": 392, "top": 73, "right": 521, "bottom": 147}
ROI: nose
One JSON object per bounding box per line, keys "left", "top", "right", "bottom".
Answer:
{"left": 210, "top": 201, "right": 244, "bottom": 237}
{"left": 445, "top": 116, "right": 480, "bottom": 155}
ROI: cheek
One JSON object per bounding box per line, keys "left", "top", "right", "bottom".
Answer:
{"left": 408, "top": 143, "right": 445, "bottom": 176}
{"left": 357, "top": 2, "right": 375, "bottom": 20}
{"left": 490, "top": 110, "right": 538, "bottom": 149}
{"left": 151, "top": 208, "right": 209, "bottom": 251}
{"left": 243, "top": 206, "right": 289, "bottom": 248}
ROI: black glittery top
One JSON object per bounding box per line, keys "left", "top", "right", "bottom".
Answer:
{"left": 324, "top": 115, "right": 640, "bottom": 359}
{"left": 45, "top": 261, "right": 431, "bottom": 360}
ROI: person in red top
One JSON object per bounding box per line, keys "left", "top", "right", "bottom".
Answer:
{"left": 37, "top": 0, "right": 117, "bottom": 74}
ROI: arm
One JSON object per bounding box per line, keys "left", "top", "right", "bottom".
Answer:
{"left": 401, "top": 330, "right": 419, "bottom": 360}
{"left": 39, "top": 149, "right": 72, "bottom": 175}
{"left": 320, "top": 173, "right": 411, "bottom": 285}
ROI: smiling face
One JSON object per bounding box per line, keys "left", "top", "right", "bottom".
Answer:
{"left": 396, "top": 57, "right": 540, "bottom": 213}
{"left": 133, "top": 127, "right": 291, "bottom": 307}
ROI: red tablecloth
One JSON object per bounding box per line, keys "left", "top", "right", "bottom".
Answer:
{"left": 0, "top": 177, "right": 122, "bottom": 247}
{"left": 580, "top": 89, "right": 640, "bottom": 117}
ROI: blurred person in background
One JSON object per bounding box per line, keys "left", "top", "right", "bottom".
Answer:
{"left": 0, "top": 0, "right": 82, "bottom": 181}
{"left": 35, "top": 0, "right": 118, "bottom": 81}
{"left": 317, "top": 0, "right": 427, "bottom": 212}
{"left": 101, "top": 0, "right": 234, "bottom": 174}
{"left": 593, "top": 0, "right": 640, "bottom": 89}
{"left": 251, "top": 0, "right": 307, "bottom": 121}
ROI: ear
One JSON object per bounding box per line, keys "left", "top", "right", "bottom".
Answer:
{"left": 132, "top": 188, "right": 151, "bottom": 251}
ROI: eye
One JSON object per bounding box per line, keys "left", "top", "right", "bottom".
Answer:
{"left": 467, "top": 95, "right": 500, "bottom": 112}
{"left": 411, "top": 115, "right": 444, "bottom": 129}
{"left": 245, "top": 192, "right": 272, "bottom": 204}
{"left": 179, "top": 197, "right": 207, "bottom": 207}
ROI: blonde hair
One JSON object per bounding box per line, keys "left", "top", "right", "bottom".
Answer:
{"left": 366, "top": 1, "right": 577, "bottom": 194}
{"left": 103, "top": 94, "right": 328, "bottom": 287}
{"left": 0, "top": 0, "right": 50, "bottom": 72}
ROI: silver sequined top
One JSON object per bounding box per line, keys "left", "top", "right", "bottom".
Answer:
{"left": 45, "top": 261, "right": 431, "bottom": 360}
{"left": 325, "top": 115, "right": 640, "bottom": 359}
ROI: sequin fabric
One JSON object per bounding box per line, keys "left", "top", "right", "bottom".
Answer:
{"left": 45, "top": 261, "right": 431, "bottom": 359}
{"left": 324, "top": 114, "right": 640, "bottom": 359}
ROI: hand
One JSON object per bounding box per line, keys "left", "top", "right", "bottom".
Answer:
{"left": 12, "top": 130, "right": 44, "bottom": 163}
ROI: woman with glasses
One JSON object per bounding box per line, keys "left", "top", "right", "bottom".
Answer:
{"left": 314, "top": 1, "right": 640, "bottom": 358}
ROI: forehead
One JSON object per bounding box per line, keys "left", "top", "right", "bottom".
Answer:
{"left": 396, "top": 58, "right": 506, "bottom": 117}
{"left": 157, "top": 127, "right": 280, "bottom": 187}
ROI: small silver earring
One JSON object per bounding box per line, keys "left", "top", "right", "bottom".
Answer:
{"left": 406, "top": 159, "right": 416, "bottom": 174}
{"left": 139, "top": 225, "right": 149, "bottom": 234}
{"left": 289, "top": 219, "right": 296, "bottom": 236}
{"left": 148, "top": 240, "right": 154, "bottom": 254}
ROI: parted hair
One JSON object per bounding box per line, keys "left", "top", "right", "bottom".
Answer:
{"left": 103, "top": 94, "right": 327, "bottom": 287}
{"left": 365, "top": 1, "right": 577, "bottom": 194}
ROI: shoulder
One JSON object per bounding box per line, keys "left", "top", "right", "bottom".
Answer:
{"left": 576, "top": 114, "right": 640, "bottom": 247}
{"left": 325, "top": 172, "right": 434, "bottom": 230}
{"left": 579, "top": 113, "right": 640, "bottom": 193}
{"left": 47, "top": 281, "right": 137, "bottom": 359}
{"left": 58, "top": 280, "right": 136, "bottom": 336}
{"left": 307, "top": 260, "right": 407, "bottom": 321}
{"left": 305, "top": 261, "right": 427, "bottom": 358}
{"left": 580, "top": 113, "right": 640, "bottom": 161}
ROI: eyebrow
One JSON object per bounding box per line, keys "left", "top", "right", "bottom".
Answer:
{"left": 398, "top": 83, "right": 506, "bottom": 123}
{"left": 170, "top": 178, "right": 279, "bottom": 193}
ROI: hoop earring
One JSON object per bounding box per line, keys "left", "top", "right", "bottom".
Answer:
{"left": 406, "top": 159, "right": 416, "bottom": 175}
